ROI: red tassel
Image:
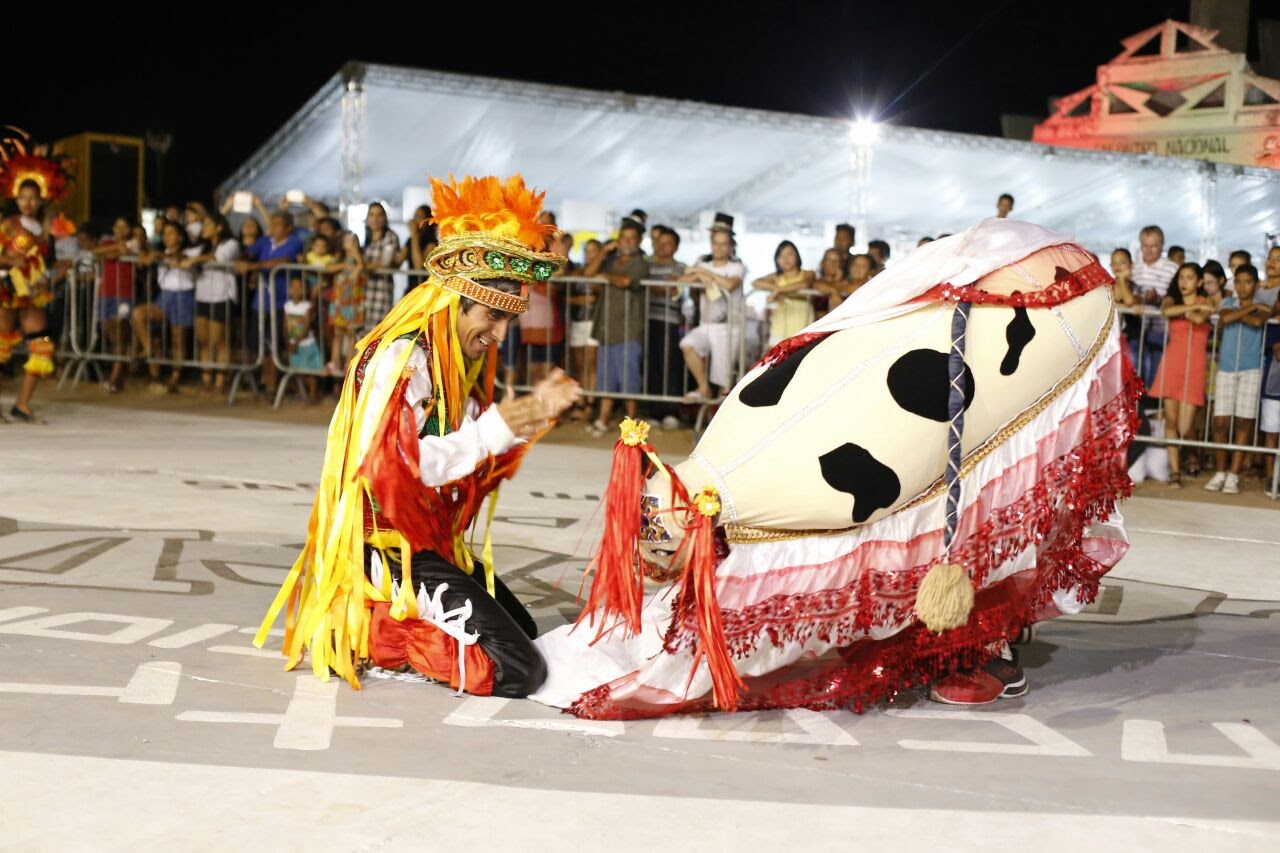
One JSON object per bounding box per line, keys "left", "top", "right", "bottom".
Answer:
{"left": 660, "top": 479, "right": 747, "bottom": 712}
{"left": 576, "top": 436, "right": 648, "bottom": 639}
{"left": 671, "top": 481, "right": 744, "bottom": 712}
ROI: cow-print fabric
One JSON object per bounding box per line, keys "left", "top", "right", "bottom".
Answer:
{"left": 1000, "top": 307, "right": 1035, "bottom": 376}
{"left": 818, "top": 442, "right": 902, "bottom": 524}
{"left": 886, "top": 349, "right": 975, "bottom": 423}
{"left": 739, "top": 337, "right": 826, "bottom": 408}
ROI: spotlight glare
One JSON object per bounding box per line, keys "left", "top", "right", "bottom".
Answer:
{"left": 850, "top": 117, "right": 880, "bottom": 146}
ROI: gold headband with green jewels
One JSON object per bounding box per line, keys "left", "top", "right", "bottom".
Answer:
{"left": 427, "top": 233, "right": 566, "bottom": 285}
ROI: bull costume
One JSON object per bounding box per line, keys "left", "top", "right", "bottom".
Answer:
{"left": 534, "top": 219, "right": 1139, "bottom": 717}
{"left": 255, "top": 175, "right": 574, "bottom": 697}
{"left": 0, "top": 129, "right": 75, "bottom": 422}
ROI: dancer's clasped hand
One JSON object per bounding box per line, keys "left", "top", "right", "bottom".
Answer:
{"left": 498, "top": 368, "right": 583, "bottom": 437}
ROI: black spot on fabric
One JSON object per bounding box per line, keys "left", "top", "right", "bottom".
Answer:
{"left": 1000, "top": 306, "right": 1036, "bottom": 376}
{"left": 885, "top": 349, "right": 975, "bottom": 422}
{"left": 739, "top": 338, "right": 824, "bottom": 407}
{"left": 819, "top": 443, "right": 902, "bottom": 524}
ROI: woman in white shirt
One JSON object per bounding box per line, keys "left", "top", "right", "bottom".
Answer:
{"left": 191, "top": 213, "right": 241, "bottom": 394}
{"left": 132, "top": 220, "right": 197, "bottom": 392}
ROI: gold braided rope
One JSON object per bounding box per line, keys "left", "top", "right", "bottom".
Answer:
{"left": 440, "top": 275, "right": 530, "bottom": 314}
{"left": 723, "top": 293, "right": 1116, "bottom": 545}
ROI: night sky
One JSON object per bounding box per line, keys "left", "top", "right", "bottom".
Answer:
{"left": 14, "top": 0, "right": 1280, "bottom": 205}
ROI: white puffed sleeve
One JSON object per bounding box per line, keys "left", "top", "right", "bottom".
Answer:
{"left": 358, "top": 338, "right": 520, "bottom": 488}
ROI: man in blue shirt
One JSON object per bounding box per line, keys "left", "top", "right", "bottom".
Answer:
{"left": 236, "top": 211, "right": 305, "bottom": 394}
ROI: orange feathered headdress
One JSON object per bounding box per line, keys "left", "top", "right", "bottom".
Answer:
{"left": 424, "top": 174, "right": 566, "bottom": 313}
{"left": 430, "top": 173, "right": 558, "bottom": 251}
{"left": 1, "top": 128, "right": 74, "bottom": 203}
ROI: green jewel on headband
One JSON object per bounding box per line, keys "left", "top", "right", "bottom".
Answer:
{"left": 429, "top": 234, "right": 566, "bottom": 286}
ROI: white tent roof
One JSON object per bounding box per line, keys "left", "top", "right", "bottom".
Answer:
{"left": 221, "top": 62, "right": 1280, "bottom": 260}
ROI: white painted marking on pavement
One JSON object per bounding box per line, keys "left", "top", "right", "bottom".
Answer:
{"left": 889, "top": 709, "right": 1091, "bottom": 757}
{"left": 787, "top": 708, "right": 861, "bottom": 746}
{"left": 0, "top": 662, "right": 181, "bottom": 705}
{"left": 238, "top": 627, "right": 283, "bottom": 636}
{"left": 119, "top": 662, "right": 183, "bottom": 705}
{"left": 0, "top": 683, "right": 121, "bottom": 697}
{"left": 1122, "top": 719, "right": 1280, "bottom": 771}
{"left": 148, "top": 624, "right": 239, "bottom": 648}
{"left": 178, "top": 712, "right": 285, "bottom": 725}
{"left": 275, "top": 675, "right": 340, "bottom": 750}
{"left": 207, "top": 644, "right": 283, "bottom": 659}
{"left": 176, "top": 675, "right": 402, "bottom": 750}
{"left": 443, "top": 695, "right": 625, "bottom": 737}
{"left": 0, "top": 606, "right": 47, "bottom": 623}
{"left": 0, "top": 612, "right": 173, "bottom": 644}
{"left": 653, "top": 709, "right": 859, "bottom": 746}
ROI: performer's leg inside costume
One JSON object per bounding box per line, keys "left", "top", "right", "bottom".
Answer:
{"left": 22, "top": 329, "right": 55, "bottom": 376}
{"left": 369, "top": 548, "right": 546, "bottom": 698}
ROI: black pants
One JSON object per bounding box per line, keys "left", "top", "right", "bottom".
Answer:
{"left": 375, "top": 547, "right": 547, "bottom": 698}
{"left": 646, "top": 319, "right": 685, "bottom": 419}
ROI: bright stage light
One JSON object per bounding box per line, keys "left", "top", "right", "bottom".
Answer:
{"left": 850, "top": 117, "right": 880, "bottom": 146}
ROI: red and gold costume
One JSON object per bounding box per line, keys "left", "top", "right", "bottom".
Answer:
{"left": 0, "top": 131, "right": 74, "bottom": 377}
{"left": 255, "top": 175, "right": 566, "bottom": 696}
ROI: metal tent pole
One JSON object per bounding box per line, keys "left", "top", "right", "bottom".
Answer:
{"left": 340, "top": 66, "right": 367, "bottom": 218}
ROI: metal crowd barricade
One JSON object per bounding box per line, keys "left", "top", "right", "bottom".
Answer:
{"left": 1117, "top": 302, "right": 1280, "bottom": 499}
{"left": 56, "top": 255, "right": 265, "bottom": 404}
{"left": 499, "top": 275, "right": 753, "bottom": 435}
{"left": 57, "top": 261, "right": 99, "bottom": 379}
{"left": 267, "top": 264, "right": 432, "bottom": 409}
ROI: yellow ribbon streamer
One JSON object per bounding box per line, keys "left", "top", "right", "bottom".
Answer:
{"left": 254, "top": 278, "right": 513, "bottom": 688}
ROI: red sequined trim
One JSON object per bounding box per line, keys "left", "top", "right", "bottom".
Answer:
{"left": 747, "top": 258, "right": 1111, "bottom": 376}
{"left": 918, "top": 259, "right": 1113, "bottom": 308}
{"left": 568, "top": 350, "right": 1141, "bottom": 720}
{"left": 750, "top": 331, "right": 831, "bottom": 372}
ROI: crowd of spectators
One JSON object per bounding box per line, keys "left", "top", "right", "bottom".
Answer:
{"left": 1111, "top": 225, "right": 1280, "bottom": 496}
{"left": 42, "top": 192, "right": 1280, "bottom": 493}
{"left": 52, "top": 193, "right": 438, "bottom": 401}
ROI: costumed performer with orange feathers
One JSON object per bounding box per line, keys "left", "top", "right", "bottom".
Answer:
{"left": 255, "top": 174, "right": 581, "bottom": 698}
{"left": 0, "top": 128, "right": 76, "bottom": 423}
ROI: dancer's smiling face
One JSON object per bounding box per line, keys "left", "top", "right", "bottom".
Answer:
{"left": 457, "top": 293, "right": 518, "bottom": 360}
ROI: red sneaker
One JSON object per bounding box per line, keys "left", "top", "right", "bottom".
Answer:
{"left": 929, "top": 670, "right": 1004, "bottom": 705}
